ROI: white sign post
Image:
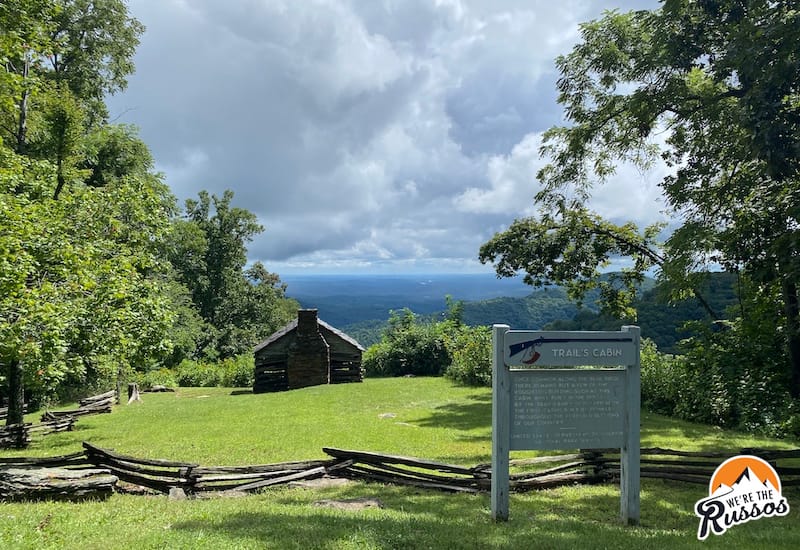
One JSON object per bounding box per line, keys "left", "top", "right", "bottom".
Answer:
{"left": 491, "top": 325, "right": 640, "bottom": 524}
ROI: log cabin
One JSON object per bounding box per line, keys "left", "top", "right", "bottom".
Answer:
{"left": 253, "top": 309, "right": 364, "bottom": 393}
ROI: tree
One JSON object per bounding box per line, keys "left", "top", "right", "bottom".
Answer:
{"left": 46, "top": 0, "right": 144, "bottom": 124}
{"left": 0, "top": 144, "right": 176, "bottom": 426}
{"left": 479, "top": 1, "right": 800, "bottom": 396}
{"left": 1, "top": 1, "right": 186, "bottom": 429}
{"left": 26, "top": 83, "right": 86, "bottom": 199}
{"left": 166, "top": 190, "right": 296, "bottom": 359}
{"left": 0, "top": 0, "right": 58, "bottom": 153}
{"left": 81, "top": 124, "right": 153, "bottom": 189}
{"left": 0, "top": 0, "right": 143, "bottom": 152}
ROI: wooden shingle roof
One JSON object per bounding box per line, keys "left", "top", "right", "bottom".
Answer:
{"left": 254, "top": 317, "right": 365, "bottom": 354}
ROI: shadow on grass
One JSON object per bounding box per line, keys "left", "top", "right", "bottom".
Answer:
{"left": 229, "top": 390, "right": 252, "bottom": 396}
{"left": 413, "top": 393, "right": 492, "bottom": 433}
{"left": 168, "top": 495, "right": 623, "bottom": 549}
{"left": 169, "top": 481, "right": 800, "bottom": 549}
{"left": 640, "top": 412, "right": 796, "bottom": 453}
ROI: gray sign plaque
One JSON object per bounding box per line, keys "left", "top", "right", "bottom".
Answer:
{"left": 510, "top": 369, "right": 624, "bottom": 450}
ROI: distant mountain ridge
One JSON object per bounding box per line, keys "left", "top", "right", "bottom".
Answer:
{"left": 461, "top": 287, "right": 581, "bottom": 329}
{"left": 282, "top": 273, "right": 533, "bottom": 328}
{"left": 282, "top": 272, "right": 738, "bottom": 352}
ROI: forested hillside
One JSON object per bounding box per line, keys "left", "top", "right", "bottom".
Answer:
{"left": 544, "top": 272, "right": 740, "bottom": 353}
{"left": 338, "top": 286, "right": 583, "bottom": 348}
{"left": 337, "top": 273, "right": 739, "bottom": 351}
{"left": 461, "top": 287, "right": 579, "bottom": 329}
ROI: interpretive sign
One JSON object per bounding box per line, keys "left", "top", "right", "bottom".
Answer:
{"left": 503, "top": 330, "right": 638, "bottom": 367}
{"left": 491, "top": 326, "right": 640, "bottom": 525}
{"left": 510, "top": 369, "right": 625, "bottom": 450}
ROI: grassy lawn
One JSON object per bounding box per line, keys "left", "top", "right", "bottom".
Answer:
{"left": 1, "top": 377, "right": 799, "bottom": 549}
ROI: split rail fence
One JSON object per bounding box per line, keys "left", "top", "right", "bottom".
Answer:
{"left": 41, "top": 389, "right": 116, "bottom": 421}
{"left": 0, "top": 390, "right": 116, "bottom": 450}
{"left": 0, "top": 405, "right": 28, "bottom": 422}
{"left": 2, "top": 444, "right": 798, "bottom": 501}
{"left": 0, "top": 417, "right": 76, "bottom": 448}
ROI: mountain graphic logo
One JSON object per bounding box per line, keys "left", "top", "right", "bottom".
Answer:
{"left": 710, "top": 456, "right": 781, "bottom": 494}
{"left": 695, "top": 455, "right": 790, "bottom": 540}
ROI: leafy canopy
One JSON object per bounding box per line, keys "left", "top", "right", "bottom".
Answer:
{"left": 480, "top": 1, "right": 800, "bottom": 398}
{"left": 167, "top": 190, "right": 297, "bottom": 360}
{"left": 482, "top": 0, "right": 799, "bottom": 308}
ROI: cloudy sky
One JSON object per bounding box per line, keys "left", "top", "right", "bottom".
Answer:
{"left": 107, "top": 0, "right": 663, "bottom": 275}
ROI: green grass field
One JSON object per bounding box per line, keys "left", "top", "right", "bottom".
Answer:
{"left": 1, "top": 378, "right": 799, "bottom": 549}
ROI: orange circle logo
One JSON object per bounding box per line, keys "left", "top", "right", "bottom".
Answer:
{"left": 696, "top": 454, "right": 790, "bottom": 540}
{"left": 709, "top": 455, "right": 781, "bottom": 495}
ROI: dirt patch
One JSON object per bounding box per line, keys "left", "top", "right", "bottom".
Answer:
{"left": 313, "top": 497, "right": 384, "bottom": 511}
{"left": 289, "top": 476, "right": 351, "bottom": 489}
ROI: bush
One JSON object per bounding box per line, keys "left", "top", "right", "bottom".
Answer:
{"left": 175, "top": 359, "right": 222, "bottom": 387}
{"left": 133, "top": 367, "right": 178, "bottom": 390}
{"left": 678, "top": 315, "right": 793, "bottom": 434}
{"left": 639, "top": 338, "right": 683, "bottom": 415}
{"left": 363, "top": 310, "right": 451, "bottom": 377}
{"left": 640, "top": 297, "right": 799, "bottom": 438}
{"left": 445, "top": 325, "right": 492, "bottom": 386}
{"left": 363, "top": 326, "right": 451, "bottom": 377}
{"left": 220, "top": 355, "right": 254, "bottom": 387}
{"left": 162, "top": 355, "right": 254, "bottom": 388}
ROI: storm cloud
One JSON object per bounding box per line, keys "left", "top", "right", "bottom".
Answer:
{"left": 107, "top": 0, "right": 662, "bottom": 274}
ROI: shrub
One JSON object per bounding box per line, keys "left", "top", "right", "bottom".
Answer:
{"left": 165, "top": 355, "right": 254, "bottom": 388}
{"left": 642, "top": 300, "right": 798, "bottom": 438}
{"left": 363, "top": 310, "right": 451, "bottom": 377}
{"left": 639, "top": 338, "right": 683, "bottom": 415}
{"left": 133, "top": 367, "right": 178, "bottom": 390}
{"left": 445, "top": 325, "right": 492, "bottom": 386}
{"left": 175, "top": 359, "right": 222, "bottom": 387}
{"left": 220, "top": 355, "right": 255, "bottom": 387}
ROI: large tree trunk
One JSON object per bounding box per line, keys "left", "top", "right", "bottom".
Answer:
{"left": 53, "top": 158, "right": 66, "bottom": 200}
{"left": 14, "top": 56, "right": 30, "bottom": 155}
{"left": 784, "top": 281, "right": 800, "bottom": 398}
{"left": 5, "top": 358, "right": 25, "bottom": 431}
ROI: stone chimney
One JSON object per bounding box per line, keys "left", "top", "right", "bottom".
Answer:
{"left": 287, "top": 309, "right": 330, "bottom": 389}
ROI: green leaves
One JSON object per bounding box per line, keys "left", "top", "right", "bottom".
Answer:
{"left": 0, "top": 141, "right": 177, "bottom": 409}
{"left": 481, "top": 0, "right": 800, "bottom": 402}
{"left": 166, "top": 190, "right": 296, "bottom": 360}
{"left": 0, "top": 2, "right": 175, "bottom": 422}
{"left": 1, "top": 0, "right": 144, "bottom": 155}
{"left": 479, "top": 203, "right": 662, "bottom": 318}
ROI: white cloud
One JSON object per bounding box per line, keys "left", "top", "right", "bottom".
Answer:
{"left": 108, "top": 0, "right": 664, "bottom": 274}
{"left": 453, "top": 132, "right": 544, "bottom": 215}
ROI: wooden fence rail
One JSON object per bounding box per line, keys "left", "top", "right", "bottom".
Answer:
{"left": 0, "top": 451, "right": 89, "bottom": 468}
{"left": 0, "top": 405, "right": 28, "bottom": 422}
{"left": 0, "top": 451, "right": 109, "bottom": 501}
{"left": 42, "top": 390, "right": 116, "bottom": 422}
{"left": 191, "top": 459, "right": 334, "bottom": 492}
{"left": 0, "top": 417, "right": 76, "bottom": 449}
{"left": 79, "top": 390, "right": 116, "bottom": 407}
{"left": 3, "top": 444, "right": 799, "bottom": 500}
{"left": 0, "top": 390, "right": 115, "bottom": 450}
{"left": 83, "top": 442, "right": 198, "bottom": 493}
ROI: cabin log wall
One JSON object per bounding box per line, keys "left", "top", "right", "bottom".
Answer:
{"left": 253, "top": 310, "right": 363, "bottom": 393}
